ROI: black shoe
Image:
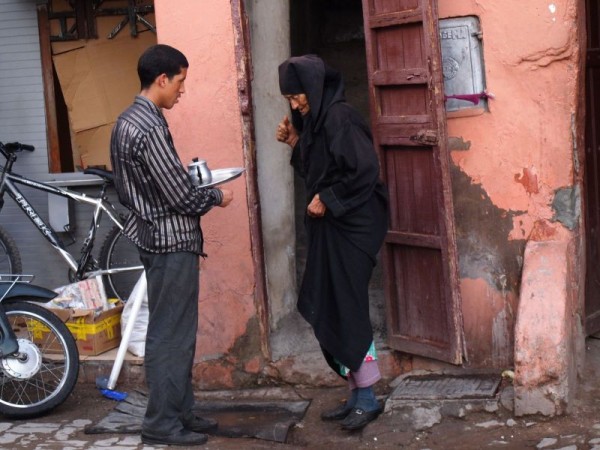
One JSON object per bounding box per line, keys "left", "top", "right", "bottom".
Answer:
{"left": 340, "top": 407, "right": 382, "bottom": 430}
{"left": 141, "top": 429, "right": 208, "bottom": 446}
{"left": 320, "top": 402, "right": 354, "bottom": 421}
{"left": 182, "top": 414, "right": 218, "bottom": 433}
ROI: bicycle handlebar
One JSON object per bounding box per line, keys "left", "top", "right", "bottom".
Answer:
{"left": 2, "top": 142, "right": 35, "bottom": 153}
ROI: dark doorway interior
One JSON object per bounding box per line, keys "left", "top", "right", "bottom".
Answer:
{"left": 585, "top": 0, "right": 600, "bottom": 334}
{"left": 288, "top": 0, "right": 386, "bottom": 337}
{"left": 289, "top": 0, "right": 369, "bottom": 126}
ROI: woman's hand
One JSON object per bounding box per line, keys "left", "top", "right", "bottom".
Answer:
{"left": 276, "top": 116, "right": 299, "bottom": 148}
{"left": 307, "top": 194, "right": 326, "bottom": 218}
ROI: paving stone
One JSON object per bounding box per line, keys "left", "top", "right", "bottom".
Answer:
{"left": 537, "top": 437, "right": 558, "bottom": 448}
{"left": 116, "top": 436, "right": 141, "bottom": 446}
{"left": 411, "top": 406, "right": 442, "bottom": 430}
{"left": 0, "top": 433, "right": 21, "bottom": 444}
{"left": 475, "top": 420, "right": 504, "bottom": 428}
{"left": 92, "top": 436, "right": 120, "bottom": 446}
{"left": 11, "top": 423, "right": 60, "bottom": 434}
{"left": 55, "top": 426, "right": 79, "bottom": 441}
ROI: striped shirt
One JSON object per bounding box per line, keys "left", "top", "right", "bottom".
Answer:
{"left": 110, "top": 95, "right": 223, "bottom": 255}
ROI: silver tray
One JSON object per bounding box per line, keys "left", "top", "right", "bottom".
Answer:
{"left": 198, "top": 167, "right": 245, "bottom": 188}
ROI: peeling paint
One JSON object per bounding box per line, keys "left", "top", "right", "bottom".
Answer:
{"left": 448, "top": 136, "right": 471, "bottom": 151}
{"left": 492, "top": 307, "right": 513, "bottom": 366}
{"left": 571, "top": 113, "right": 580, "bottom": 174}
{"left": 551, "top": 186, "right": 580, "bottom": 230}
{"left": 529, "top": 219, "right": 561, "bottom": 241}
{"left": 230, "top": 316, "right": 262, "bottom": 361}
{"left": 514, "top": 167, "right": 539, "bottom": 194}
{"left": 451, "top": 164, "right": 525, "bottom": 292}
{"left": 230, "top": 316, "right": 265, "bottom": 386}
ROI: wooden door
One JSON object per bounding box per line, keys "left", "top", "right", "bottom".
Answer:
{"left": 362, "top": 0, "right": 464, "bottom": 363}
{"left": 585, "top": 0, "right": 600, "bottom": 334}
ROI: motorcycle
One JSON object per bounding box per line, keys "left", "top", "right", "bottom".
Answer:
{"left": 0, "top": 275, "right": 79, "bottom": 418}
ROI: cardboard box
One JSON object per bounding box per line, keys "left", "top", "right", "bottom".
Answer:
{"left": 51, "top": 12, "right": 157, "bottom": 171}
{"left": 52, "top": 19, "right": 156, "bottom": 133}
{"left": 74, "top": 124, "right": 114, "bottom": 170}
{"left": 33, "top": 303, "right": 124, "bottom": 356}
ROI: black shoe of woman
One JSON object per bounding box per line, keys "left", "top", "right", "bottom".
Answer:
{"left": 340, "top": 406, "right": 383, "bottom": 430}
{"left": 320, "top": 402, "right": 354, "bottom": 421}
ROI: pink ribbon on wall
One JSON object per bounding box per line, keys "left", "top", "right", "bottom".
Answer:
{"left": 444, "top": 91, "right": 495, "bottom": 105}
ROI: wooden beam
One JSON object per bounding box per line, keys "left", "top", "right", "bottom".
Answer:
{"left": 37, "top": 3, "right": 61, "bottom": 173}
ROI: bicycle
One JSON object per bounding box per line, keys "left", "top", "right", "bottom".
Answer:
{"left": 0, "top": 141, "right": 143, "bottom": 302}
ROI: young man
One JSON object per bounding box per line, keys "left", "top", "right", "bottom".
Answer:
{"left": 111, "top": 44, "right": 233, "bottom": 447}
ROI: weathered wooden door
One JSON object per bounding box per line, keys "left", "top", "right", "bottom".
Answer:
{"left": 362, "top": 0, "right": 463, "bottom": 363}
{"left": 585, "top": 0, "right": 600, "bottom": 334}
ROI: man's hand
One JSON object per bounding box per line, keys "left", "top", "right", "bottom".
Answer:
{"left": 307, "top": 194, "right": 326, "bottom": 218}
{"left": 276, "top": 116, "right": 299, "bottom": 148}
{"left": 218, "top": 189, "right": 233, "bottom": 207}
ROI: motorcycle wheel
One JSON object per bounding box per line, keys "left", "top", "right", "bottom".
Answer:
{"left": 0, "top": 301, "right": 79, "bottom": 418}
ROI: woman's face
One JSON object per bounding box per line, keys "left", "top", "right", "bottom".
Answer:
{"left": 284, "top": 94, "right": 310, "bottom": 116}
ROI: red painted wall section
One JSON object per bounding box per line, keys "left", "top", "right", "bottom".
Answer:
{"left": 439, "top": 0, "right": 583, "bottom": 367}
{"left": 154, "top": 1, "right": 260, "bottom": 388}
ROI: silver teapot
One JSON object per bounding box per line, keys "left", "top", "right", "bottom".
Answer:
{"left": 188, "top": 158, "right": 212, "bottom": 186}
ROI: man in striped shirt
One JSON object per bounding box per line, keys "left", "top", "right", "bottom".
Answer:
{"left": 110, "top": 44, "right": 233, "bottom": 447}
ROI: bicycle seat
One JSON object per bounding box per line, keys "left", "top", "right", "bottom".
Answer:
{"left": 84, "top": 168, "right": 114, "bottom": 184}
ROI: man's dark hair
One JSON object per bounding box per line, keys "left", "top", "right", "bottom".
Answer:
{"left": 137, "top": 44, "right": 189, "bottom": 89}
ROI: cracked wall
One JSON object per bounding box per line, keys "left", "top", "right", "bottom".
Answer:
{"left": 440, "top": 0, "right": 584, "bottom": 370}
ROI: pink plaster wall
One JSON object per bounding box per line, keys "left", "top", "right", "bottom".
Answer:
{"left": 440, "top": 0, "right": 577, "bottom": 215}
{"left": 154, "top": 1, "right": 259, "bottom": 387}
{"left": 438, "top": 0, "right": 582, "bottom": 367}
{"left": 147, "top": 0, "right": 585, "bottom": 386}
{"left": 514, "top": 238, "right": 580, "bottom": 415}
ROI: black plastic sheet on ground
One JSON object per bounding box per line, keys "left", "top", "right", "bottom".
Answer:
{"left": 84, "top": 390, "right": 311, "bottom": 443}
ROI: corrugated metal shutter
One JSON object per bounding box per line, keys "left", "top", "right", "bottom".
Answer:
{"left": 0, "top": 0, "right": 127, "bottom": 289}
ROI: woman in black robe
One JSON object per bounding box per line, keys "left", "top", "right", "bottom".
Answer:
{"left": 276, "top": 55, "right": 388, "bottom": 430}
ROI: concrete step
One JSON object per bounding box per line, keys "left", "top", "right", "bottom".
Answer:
{"left": 77, "top": 347, "right": 145, "bottom": 386}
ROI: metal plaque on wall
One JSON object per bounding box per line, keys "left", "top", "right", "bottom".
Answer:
{"left": 439, "top": 17, "right": 486, "bottom": 113}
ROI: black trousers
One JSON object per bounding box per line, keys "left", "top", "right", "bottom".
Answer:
{"left": 138, "top": 249, "right": 199, "bottom": 435}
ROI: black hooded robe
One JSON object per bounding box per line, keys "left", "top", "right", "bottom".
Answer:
{"left": 281, "top": 55, "right": 388, "bottom": 375}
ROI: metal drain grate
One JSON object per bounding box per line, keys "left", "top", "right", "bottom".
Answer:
{"left": 391, "top": 374, "right": 501, "bottom": 400}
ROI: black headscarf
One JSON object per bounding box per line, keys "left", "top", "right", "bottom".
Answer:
{"left": 278, "top": 55, "right": 346, "bottom": 133}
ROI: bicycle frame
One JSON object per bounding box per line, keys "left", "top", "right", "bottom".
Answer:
{"left": 0, "top": 171, "right": 143, "bottom": 279}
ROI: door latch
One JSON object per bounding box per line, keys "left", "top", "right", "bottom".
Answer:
{"left": 410, "top": 129, "right": 439, "bottom": 146}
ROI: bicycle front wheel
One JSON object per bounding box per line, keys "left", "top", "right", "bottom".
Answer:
{"left": 0, "top": 301, "right": 79, "bottom": 418}
{"left": 0, "top": 225, "right": 22, "bottom": 277}
{"left": 99, "top": 226, "right": 143, "bottom": 302}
